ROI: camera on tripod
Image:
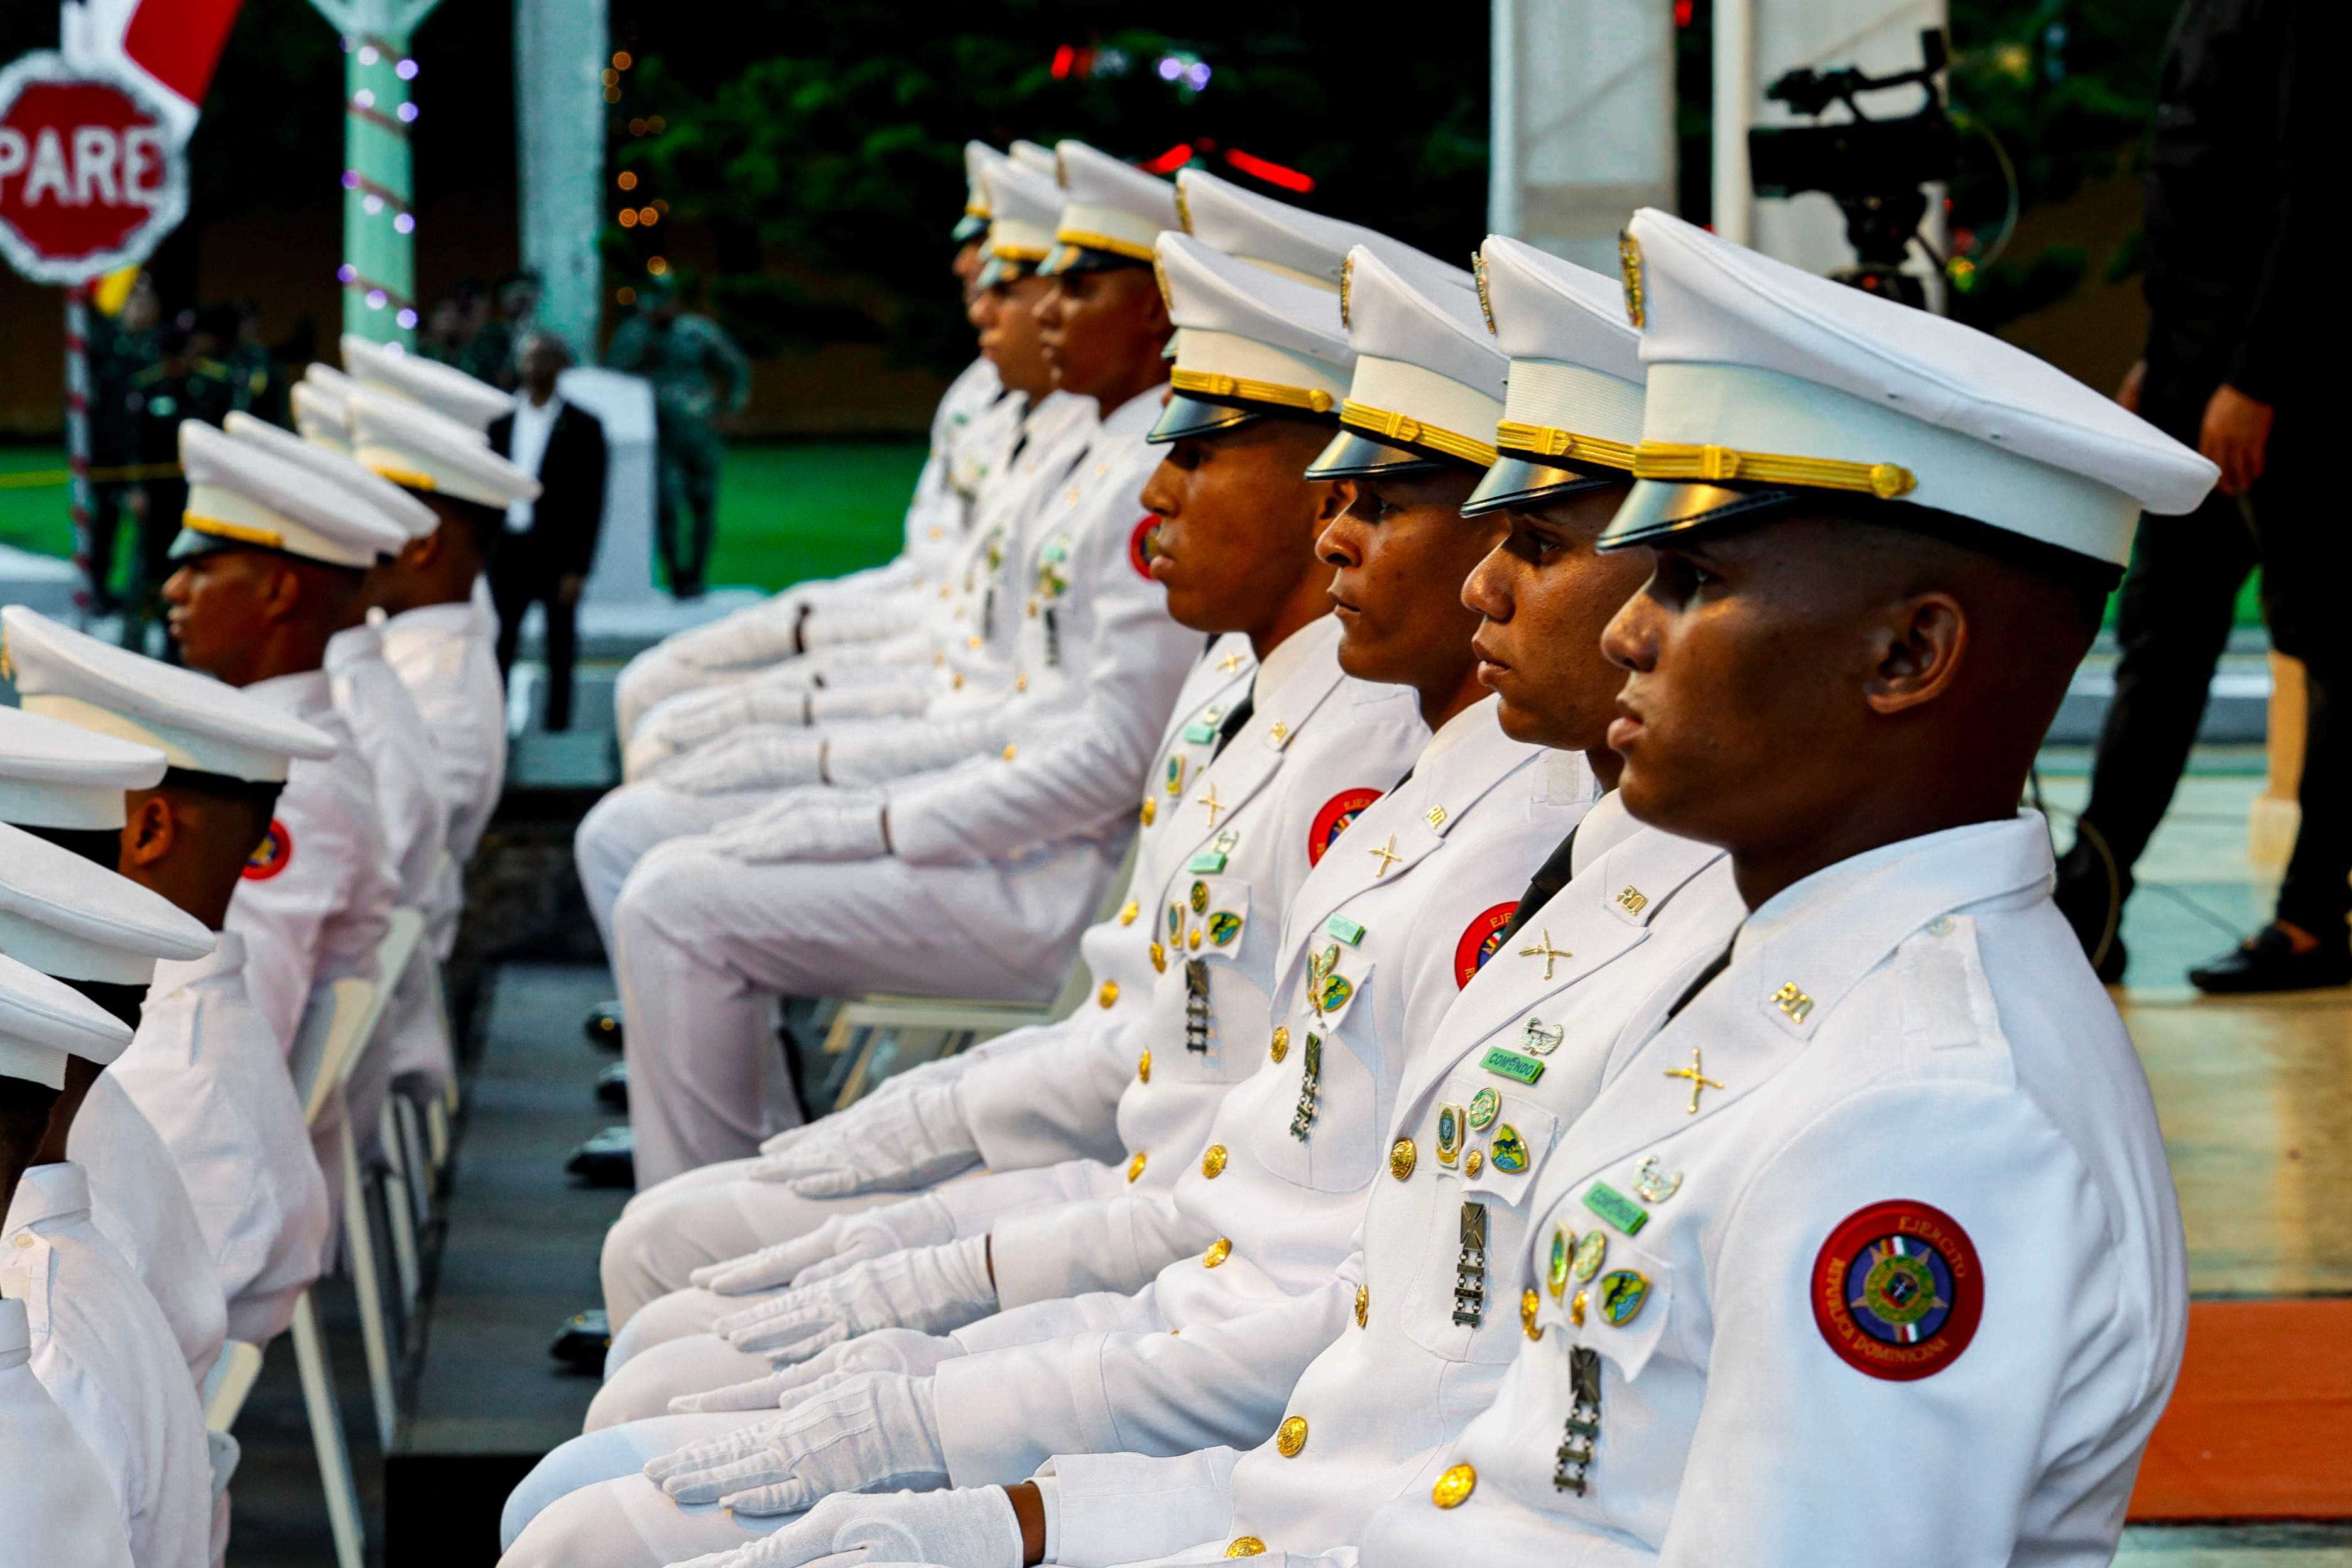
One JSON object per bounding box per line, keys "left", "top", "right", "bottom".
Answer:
{"left": 1747, "top": 28, "right": 1957, "bottom": 308}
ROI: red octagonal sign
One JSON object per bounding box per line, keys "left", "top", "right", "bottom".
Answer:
{"left": 0, "top": 53, "right": 187, "bottom": 286}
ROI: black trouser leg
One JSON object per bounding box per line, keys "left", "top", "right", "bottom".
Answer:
{"left": 2244, "top": 416, "right": 2349, "bottom": 937}
{"left": 489, "top": 553, "right": 531, "bottom": 678}
{"left": 542, "top": 590, "right": 579, "bottom": 731}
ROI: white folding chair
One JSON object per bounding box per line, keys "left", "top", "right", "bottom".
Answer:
{"left": 339, "top": 908, "right": 426, "bottom": 1449}
{"left": 288, "top": 976, "right": 377, "bottom": 1568}
{"left": 202, "top": 1339, "right": 264, "bottom": 1434}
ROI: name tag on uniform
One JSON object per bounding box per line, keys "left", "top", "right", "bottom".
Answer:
{"left": 1325, "top": 915, "right": 1366, "bottom": 946}
{"left": 1582, "top": 1182, "right": 1648, "bottom": 1236}
{"left": 1188, "top": 851, "right": 1229, "bottom": 874}
{"left": 1480, "top": 1047, "right": 1546, "bottom": 1086}
{"left": 1183, "top": 721, "right": 1219, "bottom": 744}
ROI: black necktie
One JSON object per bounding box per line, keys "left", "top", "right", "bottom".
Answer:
{"left": 1494, "top": 821, "right": 1584, "bottom": 949}
{"left": 1664, "top": 934, "right": 1741, "bottom": 1021}
{"left": 1208, "top": 695, "right": 1255, "bottom": 762}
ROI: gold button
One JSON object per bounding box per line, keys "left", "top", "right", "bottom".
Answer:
{"left": 1150, "top": 942, "right": 1167, "bottom": 973}
{"left": 1466, "top": 1148, "right": 1485, "bottom": 1178}
{"left": 1571, "top": 1287, "right": 1588, "bottom": 1327}
{"left": 951, "top": 672, "right": 965, "bottom": 690}
{"left": 1275, "top": 1415, "right": 1308, "bottom": 1457}
{"left": 1522, "top": 1288, "right": 1543, "bottom": 1342}
{"left": 1137, "top": 1049, "right": 1152, "bottom": 1084}
{"left": 1189, "top": 928, "right": 1202, "bottom": 950}
{"left": 967, "top": 634, "right": 983, "bottom": 649}
{"left": 1001, "top": 743, "right": 1018, "bottom": 761}
{"left": 1202, "top": 1144, "right": 1228, "bottom": 1179}
{"left": 1225, "top": 1540, "right": 1266, "bottom": 1559}
{"left": 1388, "top": 1139, "right": 1417, "bottom": 1181}
{"left": 11, "top": 1234, "right": 31, "bottom": 1250}
{"left": 1354, "top": 1283, "right": 1369, "bottom": 1328}
{"left": 1203, "top": 1237, "right": 1232, "bottom": 1268}
{"left": 1119, "top": 900, "right": 1139, "bottom": 927}
{"left": 1432, "top": 1464, "right": 1476, "bottom": 1508}
{"left": 1015, "top": 674, "right": 1029, "bottom": 692}
{"left": 1127, "top": 1153, "right": 1147, "bottom": 1184}
{"left": 1097, "top": 980, "right": 1119, "bottom": 1009}
{"left": 1269, "top": 1026, "right": 1289, "bottom": 1063}
{"left": 1140, "top": 797, "right": 1157, "bottom": 827}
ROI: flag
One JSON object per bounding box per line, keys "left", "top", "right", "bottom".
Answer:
{"left": 59, "top": 0, "right": 246, "bottom": 142}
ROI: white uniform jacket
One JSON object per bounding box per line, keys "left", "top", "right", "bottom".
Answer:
{"left": 1359, "top": 813, "right": 2188, "bottom": 1568}
{"left": 0, "top": 1297, "right": 135, "bottom": 1568}
{"left": 67, "top": 1074, "right": 229, "bottom": 1388}
{"left": 107, "top": 932, "right": 332, "bottom": 1346}
{"left": 0, "top": 1163, "right": 212, "bottom": 1568}
{"left": 1040, "top": 811, "right": 1745, "bottom": 1567}
{"left": 380, "top": 598, "right": 509, "bottom": 880}
{"left": 227, "top": 669, "right": 397, "bottom": 1058}
{"left": 947, "top": 614, "right": 1424, "bottom": 1226}
{"left": 935, "top": 703, "right": 1594, "bottom": 1488}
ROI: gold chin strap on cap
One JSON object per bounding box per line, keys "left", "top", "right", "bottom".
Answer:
{"left": 1631, "top": 440, "right": 1917, "bottom": 501}
{"left": 1340, "top": 400, "right": 1498, "bottom": 467}
{"left": 1494, "top": 421, "right": 1636, "bottom": 472}
{"left": 1172, "top": 368, "right": 1334, "bottom": 415}
{"left": 1053, "top": 227, "right": 1157, "bottom": 262}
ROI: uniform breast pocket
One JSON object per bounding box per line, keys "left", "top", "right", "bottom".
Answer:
{"left": 1395, "top": 1068, "right": 1563, "bottom": 1361}
{"left": 1535, "top": 1233, "right": 1672, "bottom": 1387}
{"left": 1255, "top": 963, "right": 1378, "bottom": 1194}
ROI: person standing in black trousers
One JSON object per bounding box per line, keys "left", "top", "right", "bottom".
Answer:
{"left": 488, "top": 335, "right": 609, "bottom": 731}
{"left": 2055, "top": 0, "right": 2326, "bottom": 992}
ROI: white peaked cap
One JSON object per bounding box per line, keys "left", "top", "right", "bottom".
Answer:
{"left": 0, "top": 949, "right": 133, "bottom": 1088}
{"left": 1616, "top": 208, "right": 2218, "bottom": 565}
{"left": 0, "top": 704, "right": 164, "bottom": 830}
{"left": 962, "top": 141, "right": 1008, "bottom": 219}
{"left": 984, "top": 163, "right": 1065, "bottom": 263}
{"left": 3, "top": 605, "right": 338, "bottom": 784}
{"left": 176, "top": 420, "right": 410, "bottom": 569}
{"left": 1175, "top": 168, "right": 1463, "bottom": 299}
{"left": 350, "top": 388, "right": 543, "bottom": 509}
{"left": 0, "top": 819, "right": 214, "bottom": 989}
{"left": 1326, "top": 244, "right": 1505, "bottom": 469}
{"left": 1157, "top": 232, "right": 1353, "bottom": 417}
{"left": 290, "top": 378, "right": 352, "bottom": 454}
{"left": 1049, "top": 140, "right": 1180, "bottom": 264}
{"left": 226, "top": 411, "right": 437, "bottom": 542}
{"left": 1480, "top": 234, "right": 1646, "bottom": 468}
{"left": 341, "top": 334, "right": 514, "bottom": 432}
{"left": 1008, "top": 140, "right": 1059, "bottom": 177}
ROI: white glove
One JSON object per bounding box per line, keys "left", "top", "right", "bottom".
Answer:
{"left": 714, "top": 1236, "right": 996, "bottom": 1359}
{"left": 707, "top": 789, "right": 889, "bottom": 864}
{"left": 668, "top": 597, "right": 811, "bottom": 670}
{"left": 655, "top": 728, "right": 827, "bottom": 795}
{"left": 668, "top": 1327, "right": 964, "bottom": 1413}
{"left": 801, "top": 599, "right": 923, "bottom": 650}
{"left": 660, "top": 1487, "right": 1021, "bottom": 1568}
{"left": 808, "top": 685, "right": 933, "bottom": 724}
{"left": 819, "top": 721, "right": 999, "bottom": 788}
{"left": 646, "top": 1371, "right": 948, "bottom": 1515}
{"left": 750, "top": 1081, "right": 978, "bottom": 1196}
{"left": 692, "top": 1195, "right": 959, "bottom": 1295}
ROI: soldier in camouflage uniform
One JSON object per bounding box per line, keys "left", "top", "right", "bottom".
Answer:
{"left": 602, "top": 278, "right": 751, "bottom": 599}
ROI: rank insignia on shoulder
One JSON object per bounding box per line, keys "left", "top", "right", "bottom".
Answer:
{"left": 1582, "top": 1182, "right": 1648, "bottom": 1236}
{"left": 1480, "top": 1047, "right": 1545, "bottom": 1086}
{"left": 1453, "top": 902, "right": 1519, "bottom": 989}
{"left": 1811, "top": 1199, "right": 1982, "bottom": 1381}
{"left": 1466, "top": 1087, "right": 1500, "bottom": 1130}
{"left": 1207, "top": 911, "right": 1244, "bottom": 946}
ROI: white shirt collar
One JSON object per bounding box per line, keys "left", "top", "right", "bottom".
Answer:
{"left": 1100, "top": 381, "right": 1172, "bottom": 437}
{"left": 3, "top": 1161, "right": 90, "bottom": 1233}
{"left": 383, "top": 601, "right": 480, "bottom": 636}
{"left": 1733, "top": 811, "right": 2056, "bottom": 966}
{"left": 1250, "top": 610, "right": 1341, "bottom": 710}
{"left": 147, "top": 928, "right": 244, "bottom": 998}
{"left": 244, "top": 668, "right": 334, "bottom": 718}
{"left": 324, "top": 621, "right": 386, "bottom": 670}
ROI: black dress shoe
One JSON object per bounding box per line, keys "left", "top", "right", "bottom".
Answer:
{"left": 595, "top": 1059, "right": 629, "bottom": 1111}
{"left": 2189, "top": 925, "right": 2352, "bottom": 994}
{"left": 566, "top": 1124, "right": 634, "bottom": 1187}
{"left": 549, "top": 1308, "right": 610, "bottom": 1371}
{"left": 583, "top": 1001, "right": 624, "bottom": 1053}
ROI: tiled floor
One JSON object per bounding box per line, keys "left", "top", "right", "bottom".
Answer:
{"left": 2039, "top": 758, "right": 2352, "bottom": 1557}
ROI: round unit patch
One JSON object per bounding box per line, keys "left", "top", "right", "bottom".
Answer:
{"left": 242, "top": 818, "right": 295, "bottom": 881}
{"left": 1810, "top": 1199, "right": 1983, "bottom": 1381}
{"left": 1452, "top": 902, "right": 1520, "bottom": 988}
{"left": 1128, "top": 515, "right": 1162, "bottom": 580}
{"left": 1307, "top": 788, "right": 1382, "bottom": 866}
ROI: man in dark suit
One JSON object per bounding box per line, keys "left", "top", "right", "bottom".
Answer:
{"left": 488, "top": 334, "right": 609, "bottom": 731}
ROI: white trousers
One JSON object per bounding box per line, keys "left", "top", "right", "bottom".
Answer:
{"left": 612, "top": 838, "right": 1099, "bottom": 1189}
{"left": 599, "top": 1160, "right": 900, "bottom": 1327}
{"left": 498, "top": 1412, "right": 785, "bottom": 1562}
{"left": 588, "top": 1331, "right": 768, "bottom": 1430}
{"left": 573, "top": 782, "right": 763, "bottom": 959}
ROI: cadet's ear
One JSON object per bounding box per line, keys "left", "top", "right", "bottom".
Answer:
{"left": 256, "top": 557, "right": 307, "bottom": 624}
{"left": 122, "top": 793, "right": 177, "bottom": 868}
{"left": 1863, "top": 589, "right": 1969, "bottom": 716}
{"left": 406, "top": 530, "right": 442, "bottom": 569}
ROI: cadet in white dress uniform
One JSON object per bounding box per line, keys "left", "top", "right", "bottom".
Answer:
{"left": 0, "top": 846, "right": 222, "bottom": 1568}
{"left": 6, "top": 604, "right": 341, "bottom": 1346}
{"left": 1334, "top": 209, "right": 2225, "bottom": 1568}
{"left": 589, "top": 188, "right": 1485, "bottom": 1334}
{"left": 612, "top": 140, "right": 1024, "bottom": 741}
{"left": 0, "top": 962, "right": 139, "bottom": 1568}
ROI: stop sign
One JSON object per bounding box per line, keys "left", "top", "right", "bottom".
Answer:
{"left": 0, "top": 52, "right": 187, "bottom": 285}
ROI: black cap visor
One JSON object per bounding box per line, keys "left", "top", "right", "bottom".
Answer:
{"left": 1148, "top": 393, "right": 1266, "bottom": 445}
{"left": 952, "top": 212, "right": 988, "bottom": 242}
{"left": 1304, "top": 428, "right": 1462, "bottom": 480}
{"left": 1596, "top": 481, "right": 1808, "bottom": 551}
{"left": 1037, "top": 241, "right": 1150, "bottom": 278}
{"left": 1462, "top": 452, "right": 1631, "bottom": 518}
